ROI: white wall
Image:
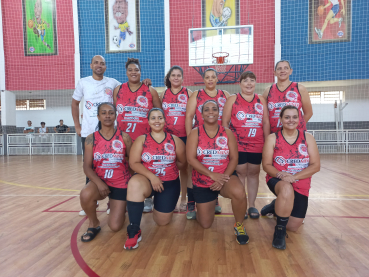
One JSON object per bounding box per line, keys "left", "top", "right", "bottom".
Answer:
{"left": 16, "top": 106, "right": 73, "bottom": 128}
{"left": 309, "top": 85, "right": 369, "bottom": 123}
{"left": 1, "top": 91, "right": 17, "bottom": 125}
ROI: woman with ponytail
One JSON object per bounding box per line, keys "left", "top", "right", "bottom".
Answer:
{"left": 160, "top": 66, "right": 193, "bottom": 212}
{"left": 124, "top": 108, "right": 186, "bottom": 250}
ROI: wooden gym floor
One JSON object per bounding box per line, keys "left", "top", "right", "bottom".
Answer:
{"left": 1, "top": 154, "right": 369, "bottom": 277}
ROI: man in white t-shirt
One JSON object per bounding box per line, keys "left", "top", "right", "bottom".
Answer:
{"left": 23, "top": 120, "right": 35, "bottom": 133}
{"left": 72, "top": 55, "right": 120, "bottom": 141}
{"left": 72, "top": 55, "right": 152, "bottom": 216}
{"left": 72, "top": 55, "right": 121, "bottom": 216}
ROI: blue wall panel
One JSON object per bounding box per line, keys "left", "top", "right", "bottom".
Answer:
{"left": 281, "top": 0, "right": 369, "bottom": 82}
{"left": 78, "top": 0, "right": 165, "bottom": 86}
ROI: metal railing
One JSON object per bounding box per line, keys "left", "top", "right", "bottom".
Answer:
{"left": 308, "top": 129, "right": 369, "bottom": 154}
{"left": 0, "top": 135, "right": 3, "bottom": 155}
{"left": 7, "top": 133, "right": 77, "bottom": 155}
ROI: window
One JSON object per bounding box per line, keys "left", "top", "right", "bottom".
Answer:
{"left": 16, "top": 99, "right": 46, "bottom": 110}
{"left": 309, "top": 91, "right": 344, "bottom": 104}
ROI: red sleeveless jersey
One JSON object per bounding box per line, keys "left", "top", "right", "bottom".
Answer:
{"left": 141, "top": 133, "right": 179, "bottom": 181}
{"left": 162, "top": 87, "right": 188, "bottom": 137}
{"left": 116, "top": 82, "right": 153, "bottom": 141}
{"left": 192, "top": 125, "right": 230, "bottom": 188}
{"left": 266, "top": 130, "right": 311, "bottom": 196}
{"left": 230, "top": 93, "right": 264, "bottom": 153}
{"left": 194, "top": 89, "right": 227, "bottom": 128}
{"left": 92, "top": 130, "right": 130, "bottom": 189}
{"left": 267, "top": 82, "right": 306, "bottom": 133}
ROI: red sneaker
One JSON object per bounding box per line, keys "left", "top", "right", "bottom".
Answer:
{"left": 124, "top": 224, "right": 142, "bottom": 250}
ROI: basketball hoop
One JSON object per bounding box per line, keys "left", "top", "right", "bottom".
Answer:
{"left": 212, "top": 52, "right": 229, "bottom": 72}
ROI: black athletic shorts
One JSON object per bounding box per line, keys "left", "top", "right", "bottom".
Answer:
{"left": 238, "top": 151, "right": 262, "bottom": 165}
{"left": 107, "top": 186, "right": 127, "bottom": 201}
{"left": 267, "top": 177, "right": 308, "bottom": 218}
{"left": 179, "top": 136, "right": 187, "bottom": 145}
{"left": 149, "top": 177, "right": 181, "bottom": 213}
{"left": 193, "top": 171, "right": 238, "bottom": 204}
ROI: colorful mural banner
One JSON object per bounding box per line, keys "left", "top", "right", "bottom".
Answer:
{"left": 105, "top": 0, "right": 141, "bottom": 53}
{"left": 309, "top": 0, "right": 351, "bottom": 44}
{"left": 202, "top": 0, "right": 239, "bottom": 28}
{"left": 22, "top": 0, "right": 58, "bottom": 56}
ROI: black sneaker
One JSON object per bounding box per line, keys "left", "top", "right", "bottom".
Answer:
{"left": 272, "top": 225, "right": 287, "bottom": 250}
{"left": 234, "top": 222, "right": 249, "bottom": 245}
{"left": 261, "top": 199, "right": 276, "bottom": 216}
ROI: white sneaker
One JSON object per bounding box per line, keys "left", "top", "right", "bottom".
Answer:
{"left": 107, "top": 202, "right": 110, "bottom": 215}
{"left": 79, "top": 201, "right": 99, "bottom": 216}
{"left": 143, "top": 198, "right": 153, "bottom": 213}
{"left": 79, "top": 210, "right": 86, "bottom": 216}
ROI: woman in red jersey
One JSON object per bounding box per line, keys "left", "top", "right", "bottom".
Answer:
{"left": 124, "top": 108, "right": 187, "bottom": 250}
{"left": 261, "top": 105, "right": 320, "bottom": 250}
{"left": 187, "top": 100, "right": 249, "bottom": 245}
{"left": 161, "top": 66, "right": 193, "bottom": 212}
{"left": 80, "top": 103, "right": 132, "bottom": 242}
{"left": 113, "top": 58, "right": 161, "bottom": 142}
{"left": 114, "top": 58, "right": 162, "bottom": 213}
{"left": 222, "top": 71, "right": 270, "bottom": 219}
{"left": 185, "top": 68, "right": 230, "bottom": 217}
{"left": 262, "top": 60, "right": 313, "bottom": 133}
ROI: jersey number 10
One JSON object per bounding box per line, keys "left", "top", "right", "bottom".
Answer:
{"left": 104, "top": 169, "right": 114, "bottom": 179}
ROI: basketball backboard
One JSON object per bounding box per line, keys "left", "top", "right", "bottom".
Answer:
{"left": 189, "top": 25, "right": 254, "bottom": 67}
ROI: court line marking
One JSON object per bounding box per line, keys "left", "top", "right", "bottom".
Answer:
{"left": 68, "top": 205, "right": 369, "bottom": 276}
{"left": 42, "top": 196, "right": 76, "bottom": 212}
{"left": 215, "top": 214, "right": 369, "bottom": 219}
{"left": 1, "top": 179, "right": 369, "bottom": 197}
{"left": 321, "top": 166, "right": 369, "bottom": 185}
{"left": 69, "top": 213, "right": 368, "bottom": 277}
{"left": 0, "top": 179, "right": 80, "bottom": 192}
{"left": 0, "top": 195, "right": 80, "bottom": 197}
{"left": 71, "top": 217, "right": 100, "bottom": 277}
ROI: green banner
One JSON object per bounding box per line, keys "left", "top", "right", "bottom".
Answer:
{"left": 23, "top": 0, "right": 58, "bottom": 56}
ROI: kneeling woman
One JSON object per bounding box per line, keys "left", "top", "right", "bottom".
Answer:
{"left": 187, "top": 100, "right": 249, "bottom": 245}
{"left": 262, "top": 105, "right": 320, "bottom": 250}
{"left": 124, "top": 108, "right": 186, "bottom": 250}
{"left": 80, "top": 103, "right": 132, "bottom": 242}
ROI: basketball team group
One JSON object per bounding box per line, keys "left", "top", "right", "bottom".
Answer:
{"left": 70, "top": 56, "right": 320, "bottom": 251}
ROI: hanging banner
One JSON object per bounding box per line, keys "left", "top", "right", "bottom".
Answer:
{"left": 202, "top": 0, "right": 240, "bottom": 28}
{"left": 22, "top": 0, "right": 58, "bottom": 56}
{"left": 309, "top": 0, "right": 351, "bottom": 44}
{"left": 105, "top": 0, "right": 141, "bottom": 53}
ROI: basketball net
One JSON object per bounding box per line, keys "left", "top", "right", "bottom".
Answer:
{"left": 212, "top": 52, "right": 229, "bottom": 73}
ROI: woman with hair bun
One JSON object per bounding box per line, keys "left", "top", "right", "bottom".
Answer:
{"left": 114, "top": 58, "right": 161, "bottom": 142}
{"left": 114, "top": 58, "right": 162, "bottom": 213}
